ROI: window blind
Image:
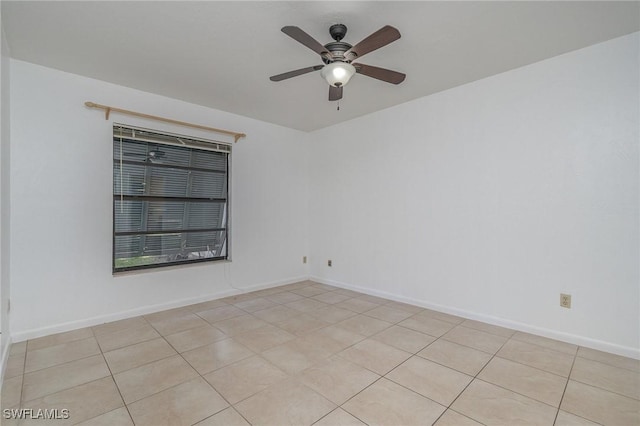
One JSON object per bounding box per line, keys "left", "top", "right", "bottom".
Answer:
{"left": 113, "top": 124, "right": 230, "bottom": 272}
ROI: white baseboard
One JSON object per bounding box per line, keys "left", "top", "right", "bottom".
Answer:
{"left": 0, "top": 334, "right": 13, "bottom": 385}
{"left": 11, "top": 275, "right": 308, "bottom": 343}
{"left": 311, "top": 276, "right": 640, "bottom": 360}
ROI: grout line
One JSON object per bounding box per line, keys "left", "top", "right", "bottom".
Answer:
{"left": 97, "top": 349, "right": 136, "bottom": 426}
{"left": 553, "top": 350, "right": 578, "bottom": 425}
{"left": 434, "top": 330, "right": 513, "bottom": 424}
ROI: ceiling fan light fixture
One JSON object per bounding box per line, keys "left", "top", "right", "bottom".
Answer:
{"left": 321, "top": 62, "right": 356, "bottom": 87}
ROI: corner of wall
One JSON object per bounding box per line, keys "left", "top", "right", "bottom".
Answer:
{"left": 0, "top": 8, "right": 13, "bottom": 382}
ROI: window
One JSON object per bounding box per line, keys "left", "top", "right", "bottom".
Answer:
{"left": 113, "top": 125, "right": 230, "bottom": 272}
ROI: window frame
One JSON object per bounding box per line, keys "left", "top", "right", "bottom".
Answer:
{"left": 112, "top": 124, "right": 231, "bottom": 273}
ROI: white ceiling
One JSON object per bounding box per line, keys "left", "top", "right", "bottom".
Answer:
{"left": 3, "top": 1, "right": 639, "bottom": 131}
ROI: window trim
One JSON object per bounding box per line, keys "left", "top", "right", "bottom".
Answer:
{"left": 112, "top": 124, "right": 231, "bottom": 273}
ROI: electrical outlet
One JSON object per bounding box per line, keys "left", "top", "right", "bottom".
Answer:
{"left": 328, "top": 259, "right": 332, "bottom": 267}
{"left": 560, "top": 293, "right": 571, "bottom": 309}
{"left": 303, "top": 256, "right": 307, "bottom": 264}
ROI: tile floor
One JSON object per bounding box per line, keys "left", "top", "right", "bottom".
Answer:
{"left": 1, "top": 281, "right": 639, "bottom": 425}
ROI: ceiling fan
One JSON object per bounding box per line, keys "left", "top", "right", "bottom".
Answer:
{"left": 124, "top": 147, "right": 166, "bottom": 163}
{"left": 270, "top": 24, "right": 406, "bottom": 101}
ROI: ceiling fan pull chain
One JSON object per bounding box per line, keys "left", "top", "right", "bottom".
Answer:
{"left": 337, "top": 101, "right": 340, "bottom": 111}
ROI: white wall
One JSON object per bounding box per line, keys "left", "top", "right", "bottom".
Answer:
{"left": 309, "top": 33, "right": 639, "bottom": 357}
{"left": 9, "top": 60, "right": 309, "bottom": 340}
{"left": 0, "top": 11, "right": 12, "bottom": 369}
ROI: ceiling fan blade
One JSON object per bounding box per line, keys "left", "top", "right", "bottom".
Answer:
{"left": 355, "top": 63, "right": 406, "bottom": 84}
{"left": 344, "top": 25, "right": 401, "bottom": 61}
{"left": 281, "top": 26, "right": 330, "bottom": 58}
{"left": 329, "top": 85, "right": 343, "bottom": 101}
{"left": 270, "top": 65, "right": 323, "bottom": 82}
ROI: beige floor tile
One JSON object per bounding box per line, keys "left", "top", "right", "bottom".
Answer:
{"left": 554, "top": 410, "right": 599, "bottom": 425}
{"left": 312, "top": 292, "right": 351, "bottom": 305}
{"left": 418, "top": 339, "right": 492, "bottom": 376}
{"left": 253, "top": 305, "right": 301, "bottom": 323}
{"left": 300, "top": 327, "right": 365, "bottom": 356}
{"left": 461, "top": 319, "right": 516, "bottom": 337}
{"left": 92, "top": 316, "right": 147, "bottom": 336}
{"left": 291, "top": 286, "right": 328, "bottom": 297}
{"left": 308, "top": 305, "right": 358, "bottom": 323}
{"left": 10, "top": 341, "right": 27, "bottom": 355}
{"left": 276, "top": 314, "right": 331, "bottom": 336}
{"left": 235, "top": 379, "right": 335, "bottom": 426}
{"left": 113, "top": 354, "right": 198, "bottom": 403}
{"left": 181, "top": 338, "right": 254, "bottom": 375}
{"left": 338, "top": 339, "right": 411, "bottom": 375}
{"left": 434, "top": 410, "right": 483, "bottom": 426}
{"left": 203, "top": 355, "right": 288, "bottom": 404}
{"left": 5, "top": 353, "right": 26, "bottom": 378}
{"left": 363, "top": 306, "right": 414, "bottom": 323}
{"left": 398, "top": 316, "right": 456, "bottom": 337}
{"left": 571, "top": 356, "right": 640, "bottom": 399}
{"left": 452, "top": 379, "right": 557, "bottom": 425}
{"left": 384, "top": 300, "right": 424, "bottom": 314}
{"left": 332, "top": 289, "right": 365, "bottom": 298}
{"left": 497, "top": 339, "right": 575, "bottom": 377}
{"left": 335, "top": 298, "right": 379, "bottom": 313}
{"left": 234, "top": 297, "right": 277, "bottom": 313}
{"left": 21, "top": 377, "right": 123, "bottom": 426}
{"left": 22, "top": 354, "right": 110, "bottom": 402}
{"left": 577, "top": 347, "right": 640, "bottom": 372}
{"left": 95, "top": 324, "right": 160, "bottom": 352}
{"left": 442, "top": 326, "right": 508, "bottom": 354}
{"left": 418, "top": 309, "right": 465, "bottom": 325}
{"left": 196, "top": 305, "right": 246, "bottom": 323}
{"left": 264, "top": 291, "right": 305, "bottom": 304}
{"left": 1, "top": 375, "right": 22, "bottom": 408}
{"left": 286, "top": 298, "right": 329, "bottom": 312}
{"left": 250, "top": 287, "right": 287, "bottom": 297}
{"left": 313, "top": 408, "right": 366, "bottom": 426}
{"left": 561, "top": 380, "right": 640, "bottom": 425}
{"left": 311, "top": 283, "right": 339, "bottom": 292}
{"left": 299, "top": 357, "right": 379, "bottom": 405}
{"left": 75, "top": 407, "right": 133, "bottom": 426}
{"left": 512, "top": 331, "right": 578, "bottom": 355}
{"left": 148, "top": 313, "right": 209, "bottom": 336}
{"left": 278, "top": 281, "right": 314, "bottom": 291}
{"left": 221, "top": 292, "right": 264, "bottom": 304}
{"left": 335, "top": 315, "right": 392, "bottom": 337}
{"left": 262, "top": 339, "right": 334, "bottom": 375}
{"left": 164, "top": 325, "right": 227, "bottom": 353}
{"left": 387, "top": 356, "right": 473, "bottom": 405}
{"left": 356, "top": 294, "right": 390, "bottom": 305}
{"left": 370, "top": 325, "right": 436, "bottom": 354}
{"left": 25, "top": 337, "right": 101, "bottom": 373}
{"left": 103, "top": 337, "right": 177, "bottom": 374}
{"left": 233, "top": 324, "right": 296, "bottom": 352}
{"left": 187, "top": 299, "right": 228, "bottom": 313}
{"left": 143, "top": 306, "right": 194, "bottom": 323}
{"left": 478, "top": 357, "right": 567, "bottom": 407}
{"left": 212, "top": 314, "right": 268, "bottom": 336}
{"left": 128, "top": 377, "right": 228, "bottom": 426}
{"left": 195, "top": 407, "right": 250, "bottom": 426}
{"left": 343, "top": 377, "right": 446, "bottom": 426}
{"left": 27, "top": 327, "right": 94, "bottom": 352}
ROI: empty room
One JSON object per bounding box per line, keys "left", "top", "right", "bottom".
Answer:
{"left": 0, "top": 1, "right": 638, "bottom": 425}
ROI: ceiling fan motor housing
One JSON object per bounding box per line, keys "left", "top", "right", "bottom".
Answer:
{"left": 324, "top": 24, "right": 352, "bottom": 64}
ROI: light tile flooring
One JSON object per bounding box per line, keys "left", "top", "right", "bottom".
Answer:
{"left": 2, "top": 281, "right": 639, "bottom": 425}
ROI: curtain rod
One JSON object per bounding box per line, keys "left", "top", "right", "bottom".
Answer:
{"left": 84, "top": 101, "right": 246, "bottom": 143}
